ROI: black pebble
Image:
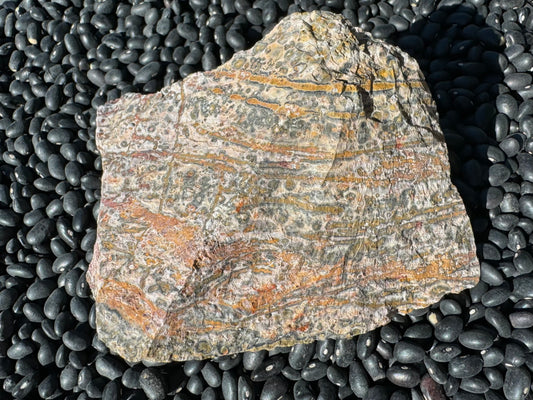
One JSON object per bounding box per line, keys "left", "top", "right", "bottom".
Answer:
{"left": 134, "top": 61, "right": 161, "bottom": 84}
{"left": 503, "top": 367, "right": 531, "bottom": 400}
{"left": 434, "top": 315, "right": 463, "bottom": 342}
{"left": 238, "top": 376, "right": 254, "bottom": 400}
{"left": 348, "top": 360, "right": 369, "bottom": 398}
{"left": 260, "top": 376, "right": 288, "bottom": 400}
{"left": 449, "top": 355, "right": 484, "bottom": 379}
{"left": 201, "top": 361, "right": 222, "bottom": 387}
{"left": 458, "top": 329, "right": 495, "bottom": 351}
{"left": 301, "top": 361, "right": 328, "bottom": 381}
{"left": 335, "top": 338, "right": 356, "bottom": 367}
{"left": 288, "top": 342, "right": 315, "bottom": 370}
{"left": 386, "top": 365, "right": 420, "bottom": 388}
{"left": 251, "top": 356, "right": 285, "bottom": 382}
{"left": 95, "top": 354, "right": 125, "bottom": 380}
{"left": 510, "top": 311, "right": 533, "bottom": 328}
{"left": 222, "top": 371, "right": 237, "bottom": 400}
{"left": 139, "top": 368, "right": 166, "bottom": 400}
{"left": 393, "top": 341, "right": 425, "bottom": 364}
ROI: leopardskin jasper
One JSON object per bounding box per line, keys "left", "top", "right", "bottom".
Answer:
{"left": 88, "top": 10, "right": 479, "bottom": 363}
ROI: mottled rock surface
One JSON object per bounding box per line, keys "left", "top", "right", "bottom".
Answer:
{"left": 88, "top": 11, "right": 479, "bottom": 363}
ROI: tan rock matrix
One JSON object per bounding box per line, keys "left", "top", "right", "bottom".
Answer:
{"left": 88, "top": 11, "right": 479, "bottom": 362}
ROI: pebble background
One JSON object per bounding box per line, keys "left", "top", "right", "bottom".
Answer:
{"left": 0, "top": 0, "right": 532, "bottom": 399}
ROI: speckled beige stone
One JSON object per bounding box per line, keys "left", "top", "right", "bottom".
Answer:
{"left": 88, "top": 11, "right": 479, "bottom": 363}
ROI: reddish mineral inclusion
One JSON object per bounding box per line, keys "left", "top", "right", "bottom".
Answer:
{"left": 88, "top": 11, "right": 479, "bottom": 363}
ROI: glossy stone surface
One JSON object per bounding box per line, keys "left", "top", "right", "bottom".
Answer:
{"left": 88, "top": 11, "right": 479, "bottom": 363}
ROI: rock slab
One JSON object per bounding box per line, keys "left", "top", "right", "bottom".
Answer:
{"left": 88, "top": 11, "right": 479, "bottom": 363}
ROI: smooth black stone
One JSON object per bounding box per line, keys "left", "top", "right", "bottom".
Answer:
{"left": 480, "top": 262, "right": 504, "bottom": 286}
{"left": 96, "top": 354, "right": 125, "bottom": 381}
{"left": 484, "top": 368, "right": 504, "bottom": 390}
{"left": 500, "top": 193, "right": 520, "bottom": 214}
{"left": 23, "top": 209, "right": 46, "bottom": 227}
{"left": 62, "top": 326, "right": 90, "bottom": 351}
{"left": 260, "top": 376, "right": 289, "bottom": 400}
{"left": 505, "top": 73, "right": 533, "bottom": 91}
{"left": 288, "top": 343, "right": 315, "bottom": 370}
{"left": 70, "top": 297, "right": 89, "bottom": 322}
{"left": 508, "top": 227, "right": 526, "bottom": 251}
{"left": 488, "top": 163, "right": 511, "bottom": 187}
{"left": 0, "top": 288, "right": 19, "bottom": 311}
{"left": 513, "top": 276, "right": 533, "bottom": 298}
{"left": 78, "top": 365, "right": 94, "bottom": 390}
{"left": 481, "top": 285, "right": 511, "bottom": 307}
{"left": 220, "top": 371, "right": 237, "bottom": 400}
{"left": 434, "top": 315, "right": 463, "bottom": 342}
{"left": 393, "top": 341, "right": 425, "bottom": 364}
{"left": 334, "top": 338, "right": 356, "bottom": 367}
{"left": 12, "top": 372, "right": 38, "bottom": 399}
{"left": 38, "top": 373, "right": 60, "bottom": 399}
{"left": 518, "top": 153, "right": 533, "bottom": 182}
{"left": 503, "top": 367, "right": 531, "bottom": 400}
{"left": 316, "top": 339, "right": 334, "bottom": 362}
{"left": 251, "top": 356, "right": 285, "bottom": 382}
{"left": 510, "top": 311, "right": 533, "bottom": 328}
{"left": 492, "top": 213, "right": 519, "bottom": 231}
{"left": 47, "top": 128, "right": 73, "bottom": 145}
{"left": 485, "top": 308, "right": 512, "bottom": 338}
{"left": 187, "top": 374, "right": 205, "bottom": 395}
{"left": 47, "top": 154, "right": 67, "bottom": 180}
{"left": 348, "top": 361, "right": 369, "bottom": 398}
{"left": 520, "top": 116, "right": 533, "bottom": 137}
{"left": 134, "top": 61, "right": 161, "bottom": 84}
{"left": 511, "top": 329, "right": 533, "bottom": 352}
{"left": 423, "top": 356, "right": 447, "bottom": 385}
{"left": 325, "top": 365, "right": 346, "bottom": 387}
{"left": 458, "top": 329, "right": 495, "bottom": 351}
{"left": 62, "top": 190, "right": 85, "bottom": 216}
{"left": 449, "top": 355, "right": 484, "bottom": 379}
{"left": 226, "top": 29, "right": 246, "bottom": 51}
{"left": 301, "top": 361, "right": 328, "bottom": 381}
{"left": 0, "top": 209, "right": 19, "bottom": 227}
{"left": 281, "top": 365, "right": 300, "bottom": 381}
{"left": 0, "top": 309, "right": 14, "bottom": 340}
{"left": 26, "top": 278, "right": 55, "bottom": 300}
{"left": 386, "top": 365, "right": 420, "bottom": 389}
{"left": 102, "top": 380, "right": 120, "bottom": 400}
{"left": 216, "top": 354, "right": 242, "bottom": 371}
{"left": 122, "top": 367, "right": 142, "bottom": 389}
{"left": 5, "top": 263, "right": 34, "bottom": 279}
{"left": 361, "top": 353, "right": 386, "bottom": 382}
{"left": 37, "top": 341, "right": 56, "bottom": 367}
{"left": 500, "top": 136, "right": 523, "bottom": 158}
{"left": 355, "top": 331, "right": 377, "bottom": 361}
{"left": 7, "top": 340, "right": 34, "bottom": 360}
{"left": 177, "top": 23, "right": 199, "bottom": 41}
{"left": 23, "top": 302, "right": 45, "bottom": 322}
{"left": 459, "top": 376, "right": 490, "bottom": 394}
{"left": 371, "top": 23, "right": 396, "bottom": 39}
{"left": 520, "top": 194, "right": 533, "bottom": 219}
{"left": 482, "top": 347, "right": 505, "bottom": 368}
{"left": 237, "top": 376, "right": 254, "bottom": 400}
{"left": 43, "top": 287, "right": 68, "bottom": 320}
{"left": 64, "top": 267, "right": 83, "bottom": 296}
{"left": 201, "top": 361, "right": 222, "bottom": 388}
{"left": 52, "top": 252, "right": 77, "bottom": 274}
{"left": 496, "top": 94, "right": 518, "bottom": 119}
{"left": 45, "top": 84, "right": 62, "bottom": 112}
{"left": 504, "top": 342, "right": 527, "bottom": 367}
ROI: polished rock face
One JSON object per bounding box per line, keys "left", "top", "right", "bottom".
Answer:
{"left": 88, "top": 10, "right": 479, "bottom": 363}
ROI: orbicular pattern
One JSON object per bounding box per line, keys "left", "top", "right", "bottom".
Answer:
{"left": 87, "top": 11, "right": 479, "bottom": 363}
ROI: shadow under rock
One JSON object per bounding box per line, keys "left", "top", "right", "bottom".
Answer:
{"left": 391, "top": 3, "right": 505, "bottom": 246}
